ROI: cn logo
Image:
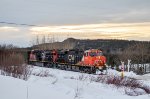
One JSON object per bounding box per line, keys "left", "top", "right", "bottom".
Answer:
{"left": 68, "top": 55, "right": 75, "bottom": 61}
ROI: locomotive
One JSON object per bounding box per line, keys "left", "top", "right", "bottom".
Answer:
{"left": 28, "top": 49, "right": 107, "bottom": 74}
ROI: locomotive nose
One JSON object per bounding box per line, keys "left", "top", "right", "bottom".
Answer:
{"left": 99, "top": 56, "right": 106, "bottom": 65}
{"left": 98, "top": 56, "right": 106, "bottom": 63}
{"left": 102, "top": 56, "right": 106, "bottom": 63}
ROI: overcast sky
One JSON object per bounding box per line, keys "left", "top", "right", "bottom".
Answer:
{"left": 0, "top": 0, "right": 150, "bottom": 47}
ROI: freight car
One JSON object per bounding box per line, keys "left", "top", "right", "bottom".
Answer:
{"left": 28, "top": 49, "right": 107, "bottom": 74}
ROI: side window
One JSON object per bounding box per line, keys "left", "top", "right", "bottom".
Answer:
{"left": 98, "top": 52, "right": 103, "bottom": 56}
{"left": 84, "top": 52, "right": 88, "bottom": 56}
{"left": 90, "top": 52, "right": 97, "bottom": 57}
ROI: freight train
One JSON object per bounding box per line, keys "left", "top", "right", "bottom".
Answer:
{"left": 28, "top": 49, "right": 107, "bottom": 74}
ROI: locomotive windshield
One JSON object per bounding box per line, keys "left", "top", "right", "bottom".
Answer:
{"left": 97, "top": 52, "right": 103, "bottom": 56}
{"left": 89, "top": 52, "right": 103, "bottom": 57}
{"left": 89, "top": 52, "right": 97, "bottom": 57}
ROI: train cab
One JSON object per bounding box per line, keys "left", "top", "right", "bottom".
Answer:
{"left": 29, "top": 50, "right": 38, "bottom": 61}
{"left": 41, "top": 50, "right": 52, "bottom": 62}
{"left": 52, "top": 49, "right": 58, "bottom": 62}
{"left": 80, "top": 49, "right": 106, "bottom": 68}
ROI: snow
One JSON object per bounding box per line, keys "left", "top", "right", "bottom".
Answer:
{"left": 0, "top": 66, "right": 150, "bottom": 99}
{"left": 107, "top": 69, "right": 137, "bottom": 78}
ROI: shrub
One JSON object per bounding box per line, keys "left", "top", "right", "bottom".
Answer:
{"left": 0, "top": 50, "right": 31, "bottom": 80}
{"left": 91, "top": 75, "right": 150, "bottom": 96}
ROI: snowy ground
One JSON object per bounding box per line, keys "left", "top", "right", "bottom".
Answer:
{"left": 0, "top": 66, "right": 150, "bottom": 99}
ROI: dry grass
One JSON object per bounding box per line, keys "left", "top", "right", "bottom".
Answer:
{"left": 0, "top": 50, "right": 31, "bottom": 80}
{"left": 74, "top": 85, "right": 83, "bottom": 99}
{"left": 91, "top": 75, "right": 150, "bottom": 96}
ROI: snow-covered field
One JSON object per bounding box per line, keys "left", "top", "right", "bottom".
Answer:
{"left": 0, "top": 66, "right": 150, "bottom": 99}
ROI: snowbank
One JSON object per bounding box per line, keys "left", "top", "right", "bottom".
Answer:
{"left": 0, "top": 66, "right": 150, "bottom": 99}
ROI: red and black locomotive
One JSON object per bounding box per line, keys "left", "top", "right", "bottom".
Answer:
{"left": 28, "top": 49, "right": 107, "bottom": 74}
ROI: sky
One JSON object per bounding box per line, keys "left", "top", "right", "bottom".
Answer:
{"left": 0, "top": 0, "right": 150, "bottom": 47}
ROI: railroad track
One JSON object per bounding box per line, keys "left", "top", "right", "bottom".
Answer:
{"left": 28, "top": 61, "right": 108, "bottom": 75}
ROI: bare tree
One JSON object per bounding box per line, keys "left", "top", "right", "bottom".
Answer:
{"left": 119, "top": 42, "right": 149, "bottom": 64}
{"left": 41, "top": 35, "right": 46, "bottom": 44}
{"left": 36, "top": 35, "right": 40, "bottom": 45}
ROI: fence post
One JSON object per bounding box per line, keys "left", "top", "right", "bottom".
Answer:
{"left": 127, "top": 60, "right": 131, "bottom": 72}
{"left": 121, "top": 61, "right": 124, "bottom": 78}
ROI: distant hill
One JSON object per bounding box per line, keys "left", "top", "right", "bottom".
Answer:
{"left": 32, "top": 38, "right": 150, "bottom": 54}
